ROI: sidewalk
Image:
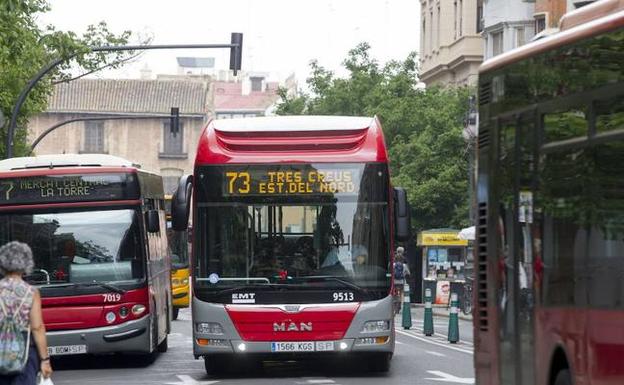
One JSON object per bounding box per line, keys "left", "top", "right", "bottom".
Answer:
{"left": 410, "top": 303, "right": 473, "bottom": 322}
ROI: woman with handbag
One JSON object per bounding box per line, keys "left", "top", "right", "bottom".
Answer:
{"left": 0, "top": 242, "right": 53, "bottom": 385}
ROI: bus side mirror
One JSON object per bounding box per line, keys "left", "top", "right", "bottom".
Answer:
{"left": 172, "top": 175, "right": 192, "bottom": 231}
{"left": 146, "top": 210, "right": 160, "bottom": 233}
{"left": 394, "top": 187, "right": 411, "bottom": 241}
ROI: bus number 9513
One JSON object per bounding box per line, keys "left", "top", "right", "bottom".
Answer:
{"left": 333, "top": 292, "right": 354, "bottom": 302}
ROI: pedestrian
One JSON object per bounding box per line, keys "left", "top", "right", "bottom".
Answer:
{"left": 0, "top": 242, "right": 52, "bottom": 385}
{"left": 393, "top": 246, "right": 411, "bottom": 314}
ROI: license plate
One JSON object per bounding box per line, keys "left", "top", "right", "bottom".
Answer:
{"left": 271, "top": 341, "right": 315, "bottom": 352}
{"left": 315, "top": 341, "right": 335, "bottom": 351}
{"left": 48, "top": 344, "right": 87, "bottom": 356}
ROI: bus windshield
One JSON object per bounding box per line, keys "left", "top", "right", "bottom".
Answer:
{"left": 167, "top": 225, "right": 189, "bottom": 269}
{"left": 194, "top": 163, "right": 391, "bottom": 301}
{"left": 0, "top": 209, "right": 145, "bottom": 285}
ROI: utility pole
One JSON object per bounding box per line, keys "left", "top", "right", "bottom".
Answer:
{"left": 6, "top": 33, "right": 243, "bottom": 159}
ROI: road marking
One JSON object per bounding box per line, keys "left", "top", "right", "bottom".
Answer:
{"left": 396, "top": 330, "right": 473, "bottom": 355}
{"left": 296, "top": 379, "right": 336, "bottom": 384}
{"left": 396, "top": 341, "right": 406, "bottom": 345}
{"left": 411, "top": 328, "right": 475, "bottom": 346}
{"left": 402, "top": 328, "right": 474, "bottom": 347}
{"left": 165, "top": 375, "right": 219, "bottom": 385}
{"left": 425, "top": 370, "right": 475, "bottom": 384}
{"left": 425, "top": 350, "right": 446, "bottom": 357}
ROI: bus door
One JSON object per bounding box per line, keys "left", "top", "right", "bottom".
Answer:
{"left": 497, "top": 113, "right": 536, "bottom": 385}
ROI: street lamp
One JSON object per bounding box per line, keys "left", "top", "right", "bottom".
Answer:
{"left": 5, "top": 33, "right": 243, "bottom": 159}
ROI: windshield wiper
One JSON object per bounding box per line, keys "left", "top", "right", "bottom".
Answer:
{"left": 46, "top": 282, "right": 127, "bottom": 295}
{"left": 296, "top": 276, "right": 369, "bottom": 295}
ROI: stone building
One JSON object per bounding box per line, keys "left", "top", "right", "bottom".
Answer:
{"left": 419, "top": 0, "right": 484, "bottom": 86}
{"left": 27, "top": 77, "right": 212, "bottom": 193}
{"left": 482, "top": 0, "right": 535, "bottom": 59}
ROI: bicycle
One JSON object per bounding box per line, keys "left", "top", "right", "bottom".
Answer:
{"left": 461, "top": 277, "right": 473, "bottom": 316}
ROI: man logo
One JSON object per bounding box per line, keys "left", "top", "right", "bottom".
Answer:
{"left": 273, "top": 322, "right": 313, "bottom": 332}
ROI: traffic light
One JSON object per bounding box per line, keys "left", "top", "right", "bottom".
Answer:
{"left": 170, "top": 107, "right": 179, "bottom": 137}
{"left": 229, "top": 33, "right": 243, "bottom": 76}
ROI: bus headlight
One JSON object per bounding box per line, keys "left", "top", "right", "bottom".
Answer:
{"left": 196, "top": 322, "right": 224, "bottom": 335}
{"left": 361, "top": 320, "right": 391, "bottom": 333}
{"left": 181, "top": 278, "right": 189, "bottom": 285}
{"left": 172, "top": 278, "right": 180, "bottom": 286}
{"left": 131, "top": 304, "right": 146, "bottom": 316}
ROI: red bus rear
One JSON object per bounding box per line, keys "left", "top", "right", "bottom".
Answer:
{"left": 0, "top": 154, "right": 171, "bottom": 358}
{"left": 474, "top": 1, "right": 624, "bottom": 384}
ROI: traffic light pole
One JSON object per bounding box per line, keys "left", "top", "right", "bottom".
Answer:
{"left": 30, "top": 111, "right": 179, "bottom": 153}
{"left": 6, "top": 34, "right": 243, "bottom": 159}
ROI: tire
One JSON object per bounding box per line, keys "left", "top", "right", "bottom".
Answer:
{"left": 172, "top": 307, "right": 179, "bottom": 320}
{"left": 368, "top": 353, "right": 392, "bottom": 373}
{"left": 204, "top": 355, "right": 227, "bottom": 376}
{"left": 462, "top": 295, "right": 472, "bottom": 315}
{"left": 554, "top": 369, "right": 572, "bottom": 385}
{"left": 157, "top": 334, "right": 168, "bottom": 353}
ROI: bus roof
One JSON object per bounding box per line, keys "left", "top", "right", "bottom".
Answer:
{"left": 479, "top": 0, "right": 624, "bottom": 74}
{"left": 0, "top": 154, "right": 138, "bottom": 171}
{"left": 196, "top": 115, "right": 388, "bottom": 165}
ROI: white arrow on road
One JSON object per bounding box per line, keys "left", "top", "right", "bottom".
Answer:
{"left": 165, "top": 374, "right": 219, "bottom": 385}
{"left": 425, "top": 370, "right": 475, "bottom": 384}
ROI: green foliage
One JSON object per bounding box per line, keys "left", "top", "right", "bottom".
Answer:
{"left": 276, "top": 43, "right": 472, "bottom": 232}
{"left": 0, "top": 0, "right": 139, "bottom": 158}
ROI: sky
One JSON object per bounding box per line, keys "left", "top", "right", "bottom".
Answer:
{"left": 40, "top": 0, "right": 420, "bottom": 85}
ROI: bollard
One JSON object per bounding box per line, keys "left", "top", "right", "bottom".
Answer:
{"left": 401, "top": 283, "right": 412, "bottom": 330}
{"left": 448, "top": 292, "right": 460, "bottom": 343}
{"left": 423, "top": 288, "right": 434, "bottom": 336}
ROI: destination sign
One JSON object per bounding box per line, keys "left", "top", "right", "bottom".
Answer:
{"left": 223, "top": 166, "right": 362, "bottom": 196}
{"left": 0, "top": 173, "right": 139, "bottom": 205}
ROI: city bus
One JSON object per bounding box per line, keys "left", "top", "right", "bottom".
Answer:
{"left": 171, "top": 116, "right": 411, "bottom": 374}
{"left": 0, "top": 154, "right": 171, "bottom": 358}
{"left": 473, "top": 2, "right": 624, "bottom": 385}
{"left": 165, "top": 194, "right": 190, "bottom": 320}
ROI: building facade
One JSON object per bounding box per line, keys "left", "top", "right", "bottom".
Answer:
{"left": 213, "top": 72, "right": 296, "bottom": 119}
{"left": 27, "top": 78, "right": 212, "bottom": 193}
{"left": 419, "top": 0, "right": 484, "bottom": 86}
{"left": 534, "top": 0, "right": 598, "bottom": 36}
{"left": 482, "top": 0, "right": 535, "bottom": 59}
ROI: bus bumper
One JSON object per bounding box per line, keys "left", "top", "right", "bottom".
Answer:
{"left": 172, "top": 286, "right": 190, "bottom": 308}
{"left": 192, "top": 295, "right": 395, "bottom": 357}
{"left": 46, "top": 315, "right": 151, "bottom": 356}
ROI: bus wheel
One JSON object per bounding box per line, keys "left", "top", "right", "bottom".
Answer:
{"left": 157, "top": 334, "right": 168, "bottom": 353}
{"left": 204, "top": 355, "right": 227, "bottom": 376}
{"left": 172, "top": 307, "right": 179, "bottom": 320}
{"left": 554, "top": 369, "right": 571, "bottom": 385}
{"left": 367, "top": 353, "right": 392, "bottom": 373}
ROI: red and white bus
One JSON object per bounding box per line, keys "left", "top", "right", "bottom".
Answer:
{"left": 0, "top": 154, "right": 171, "bottom": 359}
{"left": 473, "top": 1, "right": 624, "bottom": 384}
{"left": 171, "top": 116, "right": 410, "bottom": 374}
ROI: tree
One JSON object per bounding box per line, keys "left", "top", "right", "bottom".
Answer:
{"left": 276, "top": 43, "right": 472, "bottom": 232}
{"left": 0, "top": 0, "right": 142, "bottom": 157}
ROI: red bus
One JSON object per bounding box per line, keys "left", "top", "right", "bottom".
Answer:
{"left": 171, "top": 116, "right": 410, "bottom": 374}
{"left": 0, "top": 154, "right": 171, "bottom": 359}
{"left": 474, "top": 1, "right": 624, "bottom": 384}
